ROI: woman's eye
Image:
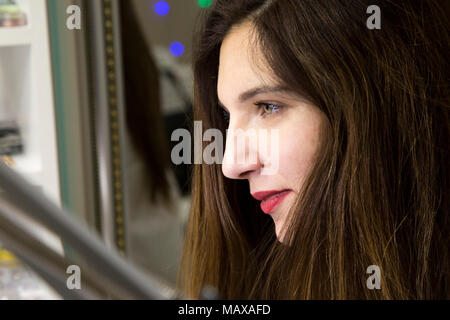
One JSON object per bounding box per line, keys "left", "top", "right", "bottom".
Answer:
{"left": 256, "top": 103, "right": 282, "bottom": 117}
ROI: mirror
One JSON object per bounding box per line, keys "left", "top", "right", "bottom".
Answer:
{"left": 117, "top": 0, "right": 201, "bottom": 287}
{"left": 0, "top": 0, "right": 204, "bottom": 296}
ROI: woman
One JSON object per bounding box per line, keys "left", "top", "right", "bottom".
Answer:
{"left": 178, "top": 0, "right": 449, "bottom": 299}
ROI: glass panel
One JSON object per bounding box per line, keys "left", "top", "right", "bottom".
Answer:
{"left": 0, "top": 0, "right": 202, "bottom": 298}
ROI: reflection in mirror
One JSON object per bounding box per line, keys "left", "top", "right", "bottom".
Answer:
{"left": 120, "top": 0, "right": 198, "bottom": 287}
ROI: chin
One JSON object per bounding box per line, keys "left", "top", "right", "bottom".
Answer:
{"left": 274, "top": 222, "right": 286, "bottom": 243}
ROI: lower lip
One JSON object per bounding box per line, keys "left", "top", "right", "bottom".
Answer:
{"left": 260, "top": 191, "right": 291, "bottom": 214}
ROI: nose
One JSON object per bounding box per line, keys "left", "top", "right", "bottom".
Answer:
{"left": 221, "top": 126, "right": 261, "bottom": 179}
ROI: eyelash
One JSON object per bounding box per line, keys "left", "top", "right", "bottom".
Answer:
{"left": 220, "top": 102, "right": 282, "bottom": 123}
{"left": 222, "top": 108, "right": 230, "bottom": 122}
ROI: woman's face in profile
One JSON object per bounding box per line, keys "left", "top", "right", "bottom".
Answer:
{"left": 218, "top": 21, "right": 327, "bottom": 241}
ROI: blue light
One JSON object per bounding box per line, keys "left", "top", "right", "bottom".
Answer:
{"left": 170, "top": 42, "right": 185, "bottom": 57}
{"left": 154, "top": 1, "right": 170, "bottom": 16}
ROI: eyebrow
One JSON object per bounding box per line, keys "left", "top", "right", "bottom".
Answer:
{"left": 217, "top": 85, "right": 292, "bottom": 109}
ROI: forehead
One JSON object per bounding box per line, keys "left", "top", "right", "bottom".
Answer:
{"left": 217, "top": 21, "right": 276, "bottom": 103}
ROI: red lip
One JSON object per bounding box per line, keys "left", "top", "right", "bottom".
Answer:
{"left": 251, "top": 190, "right": 292, "bottom": 214}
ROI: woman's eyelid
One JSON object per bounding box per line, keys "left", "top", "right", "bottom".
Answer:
{"left": 218, "top": 100, "right": 283, "bottom": 121}
{"left": 254, "top": 100, "right": 284, "bottom": 108}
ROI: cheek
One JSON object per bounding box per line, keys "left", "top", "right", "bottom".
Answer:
{"left": 278, "top": 114, "right": 324, "bottom": 189}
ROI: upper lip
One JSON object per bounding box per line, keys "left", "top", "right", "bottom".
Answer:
{"left": 251, "top": 190, "right": 290, "bottom": 201}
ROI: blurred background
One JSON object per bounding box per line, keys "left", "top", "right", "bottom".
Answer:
{"left": 0, "top": 0, "right": 208, "bottom": 299}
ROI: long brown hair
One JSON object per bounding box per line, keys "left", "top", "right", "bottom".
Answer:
{"left": 178, "top": 0, "right": 449, "bottom": 299}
